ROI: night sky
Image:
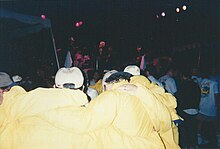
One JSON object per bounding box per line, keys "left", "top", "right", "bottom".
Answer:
{"left": 0, "top": 0, "right": 220, "bottom": 74}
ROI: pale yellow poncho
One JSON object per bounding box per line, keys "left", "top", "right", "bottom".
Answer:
{"left": 130, "top": 75, "right": 182, "bottom": 146}
{"left": 0, "top": 86, "right": 165, "bottom": 149}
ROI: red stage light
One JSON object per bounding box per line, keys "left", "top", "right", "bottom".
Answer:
{"left": 75, "top": 22, "right": 80, "bottom": 27}
{"left": 79, "top": 21, "right": 83, "bottom": 25}
{"left": 41, "top": 15, "right": 46, "bottom": 20}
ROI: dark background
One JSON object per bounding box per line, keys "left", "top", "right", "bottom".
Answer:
{"left": 0, "top": 0, "right": 219, "bottom": 75}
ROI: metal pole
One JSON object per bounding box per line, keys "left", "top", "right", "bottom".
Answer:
{"left": 50, "top": 27, "right": 60, "bottom": 70}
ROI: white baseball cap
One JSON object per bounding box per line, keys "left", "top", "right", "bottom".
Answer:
{"left": 55, "top": 67, "right": 84, "bottom": 89}
{"left": 124, "top": 65, "right": 140, "bottom": 76}
{"left": 102, "top": 70, "right": 118, "bottom": 90}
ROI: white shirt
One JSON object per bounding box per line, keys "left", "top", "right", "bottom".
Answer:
{"left": 159, "top": 75, "right": 177, "bottom": 95}
{"left": 199, "top": 78, "right": 219, "bottom": 117}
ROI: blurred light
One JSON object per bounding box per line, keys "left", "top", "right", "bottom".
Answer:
{"left": 156, "top": 15, "right": 159, "bottom": 19}
{"left": 75, "top": 22, "right": 80, "bottom": 27}
{"left": 41, "top": 14, "right": 46, "bottom": 20}
{"left": 161, "top": 12, "right": 166, "bottom": 17}
{"left": 182, "top": 5, "right": 187, "bottom": 11}
{"left": 79, "top": 21, "right": 83, "bottom": 25}
{"left": 176, "top": 7, "right": 180, "bottom": 13}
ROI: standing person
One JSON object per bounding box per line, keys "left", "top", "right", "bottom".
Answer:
{"left": 197, "top": 71, "right": 219, "bottom": 148}
{"left": 159, "top": 67, "right": 177, "bottom": 95}
{"left": 0, "top": 67, "right": 90, "bottom": 149}
{"left": 176, "top": 71, "right": 201, "bottom": 149}
{"left": 95, "top": 41, "right": 107, "bottom": 71}
{"left": 124, "top": 65, "right": 182, "bottom": 146}
{"left": 104, "top": 72, "right": 180, "bottom": 148}
{"left": 134, "top": 45, "right": 143, "bottom": 67}
{"left": 105, "top": 46, "right": 117, "bottom": 69}
{"left": 43, "top": 71, "right": 179, "bottom": 149}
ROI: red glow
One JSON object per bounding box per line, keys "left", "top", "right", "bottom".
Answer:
{"left": 79, "top": 21, "right": 83, "bottom": 25}
{"left": 41, "top": 15, "right": 46, "bottom": 20}
{"left": 75, "top": 22, "right": 80, "bottom": 27}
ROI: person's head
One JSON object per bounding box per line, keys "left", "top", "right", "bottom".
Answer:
{"left": 0, "top": 72, "right": 14, "bottom": 105}
{"left": 104, "top": 72, "right": 133, "bottom": 91}
{"left": 136, "top": 46, "right": 142, "bottom": 52}
{"left": 99, "top": 41, "right": 106, "bottom": 48}
{"left": 54, "top": 67, "right": 84, "bottom": 91}
{"left": 191, "top": 67, "right": 200, "bottom": 76}
{"left": 124, "top": 65, "right": 140, "bottom": 76}
{"left": 166, "top": 67, "right": 175, "bottom": 77}
{"left": 145, "top": 65, "right": 156, "bottom": 77}
{"left": 102, "top": 70, "right": 118, "bottom": 91}
{"left": 93, "top": 71, "right": 101, "bottom": 82}
{"left": 0, "top": 72, "right": 14, "bottom": 93}
{"left": 181, "top": 70, "right": 191, "bottom": 80}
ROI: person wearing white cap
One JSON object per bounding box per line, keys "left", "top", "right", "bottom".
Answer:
{"left": 55, "top": 67, "right": 98, "bottom": 101}
{"left": 124, "top": 65, "right": 140, "bottom": 76}
{"left": 55, "top": 67, "right": 84, "bottom": 89}
{"left": 102, "top": 70, "right": 118, "bottom": 91}
{"left": 40, "top": 71, "right": 170, "bottom": 149}
{"left": 0, "top": 67, "right": 89, "bottom": 149}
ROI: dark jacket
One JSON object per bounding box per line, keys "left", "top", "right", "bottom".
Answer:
{"left": 177, "top": 79, "right": 201, "bottom": 113}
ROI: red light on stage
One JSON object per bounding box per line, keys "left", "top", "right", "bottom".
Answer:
{"left": 79, "top": 21, "right": 83, "bottom": 25}
{"left": 41, "top": 15, "right": 46, "bottom": 20}
{"left": 75, "top": 22, "right": 80, "bottom": 27}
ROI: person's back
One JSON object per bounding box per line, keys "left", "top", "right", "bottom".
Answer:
{"left": 176, "top": 73, "right": 201, "bottom": 148}
{"left": 177, "top": 78, "right": 200, "bottom": 113}
{"left": 129, "top": 75, "right": 181, "bottom": 147}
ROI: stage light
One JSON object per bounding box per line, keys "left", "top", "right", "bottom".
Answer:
{"left": 75, "top": 22, "right": 80, "bottom": 27}
{"left": 79, "top": 21, "right": 83, "bottom": 25}
{"left": 182, "top": 5, "right": 187, "bottom": 11}
{"left": 41, "top": 14, "right": 46, "bottom": 20}
{"left": 161, "top": 12, "right": 166, "bottom": 17}
{"left": 176, "top": 7, "right": 180, "bottom": 13}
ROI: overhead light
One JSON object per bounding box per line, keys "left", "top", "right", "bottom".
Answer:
{"left": 182, "top": 5, "right": 187, "bottom": 11}
{"left": 176, "top": 7, "right": 180, "bottom": 13}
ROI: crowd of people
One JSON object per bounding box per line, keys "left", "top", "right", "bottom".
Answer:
{"left": 0, "top": 40, "right": 220, "bottom": 149}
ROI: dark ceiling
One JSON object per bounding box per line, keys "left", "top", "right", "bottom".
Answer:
{"left": 0, "top": 0, "right": 219, "bottom": 50}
